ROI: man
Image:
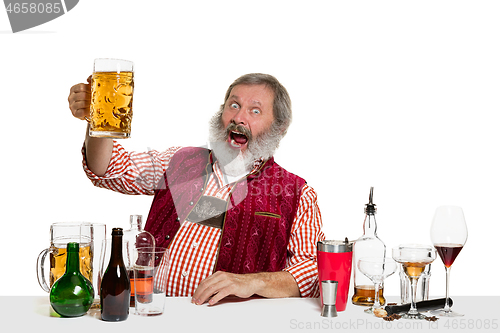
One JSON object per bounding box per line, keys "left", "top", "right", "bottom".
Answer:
{"left": 68, "top": 73, "right": 324, "bottom": 305}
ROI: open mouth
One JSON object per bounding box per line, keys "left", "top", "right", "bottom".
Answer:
{"left": 229, "top": 130, "right": 249, "bottom": 148}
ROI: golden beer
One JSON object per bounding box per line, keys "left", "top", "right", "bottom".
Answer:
{"left": 49, "top": 243, "right": 93, "bottom": 287}
{"left": 90, "top": 71, "right": 134, "bottom": 138}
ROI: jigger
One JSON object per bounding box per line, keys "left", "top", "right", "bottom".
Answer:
{"left": 321, "top": 280, "right": 338, "bottom": 317}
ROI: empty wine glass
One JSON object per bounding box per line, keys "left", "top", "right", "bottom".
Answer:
{"left": 357, "top": 258, "right": 397, "bottom": 315}
{"left": 430, "top": 206, "right": 468, "bottom": 317}
{"left": 393, "top": 244, "right": 436, "bottom": 320}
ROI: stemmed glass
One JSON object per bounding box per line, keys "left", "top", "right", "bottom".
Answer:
{"left": 430, "top": 206, "right": 468, "bottom": 317}
{"left": 358, "top": 258, "right": 397, "bottom": 315}
{"left": 393, "top": 244, "right": 436, "bottom": 319}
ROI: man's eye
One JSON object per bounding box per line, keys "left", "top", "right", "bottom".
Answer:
{"left": 252, "top": 109, "right": 260, "bottom": 114}
{"left": 230, "top": 103, "right": 239, "bottom": 109}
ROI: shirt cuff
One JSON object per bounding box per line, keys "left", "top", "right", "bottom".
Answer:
{"left": 284, "top": 259, "right": 320, "bottom": 298}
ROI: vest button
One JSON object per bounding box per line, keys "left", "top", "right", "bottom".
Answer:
{"left": 176, "top": 217, "right": 180, "bottom": 222}
{"left": 165, "top": 235, "right": 170, "bottom": 240}
{"left": 189, "top": 201, "right": 194, "bottom": 206}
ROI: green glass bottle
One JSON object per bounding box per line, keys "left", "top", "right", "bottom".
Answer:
{"left": 49, "top": 242, "right": 94, "bottom": 317}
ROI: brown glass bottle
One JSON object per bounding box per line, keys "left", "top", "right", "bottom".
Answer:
{"left": 100, "top": 228, "right": 130, "bottom": 321}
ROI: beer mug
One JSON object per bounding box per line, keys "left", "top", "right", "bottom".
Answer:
{"left": 36, "top": 222, "right": 106, "bottom": 293}
{"left": 89, "top": 58, "right": 134, "bottom": 138}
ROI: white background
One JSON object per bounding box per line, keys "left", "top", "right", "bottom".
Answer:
{"left": 1, "top": 0, "right": 498, "bottom": 297}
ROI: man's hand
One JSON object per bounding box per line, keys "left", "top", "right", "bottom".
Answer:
{"left": 191, "top": 270, "right": 300, "bottom": 306}
{"left": 68, "top": 75, "right": 92, "bottom": 120}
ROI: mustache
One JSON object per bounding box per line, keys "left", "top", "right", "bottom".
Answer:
{"left": 225, "top": 122, "right": 253, "bottom": 141}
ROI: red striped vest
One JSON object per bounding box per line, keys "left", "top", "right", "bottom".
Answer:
{"left": 144, "top": 147, "right": 305, "bottom": 274}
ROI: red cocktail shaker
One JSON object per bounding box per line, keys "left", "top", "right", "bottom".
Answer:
{"left": 317, "top": 239, "right": 353, "bottom": 312}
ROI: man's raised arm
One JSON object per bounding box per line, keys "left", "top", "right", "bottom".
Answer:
{"left": 68, "top": 77, "right": 113, "bottom": 176}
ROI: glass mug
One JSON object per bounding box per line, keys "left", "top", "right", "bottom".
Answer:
{"left": 36, "top": 222, "right": 106, "bottom": 294}
{"left": 89, "top": 58, "right": 134, "bottom": 138}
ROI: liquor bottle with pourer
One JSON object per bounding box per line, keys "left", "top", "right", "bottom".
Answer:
{"left": 352, "top": 187, "right": 387, "bottom": 306}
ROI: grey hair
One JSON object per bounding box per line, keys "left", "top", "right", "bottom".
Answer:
{"left": 220, "top": 73, "right": 292, "bottom": 135}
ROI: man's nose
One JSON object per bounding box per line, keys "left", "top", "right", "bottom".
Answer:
{"left": 231, "top": 109, "right": 248, "bottom": 126}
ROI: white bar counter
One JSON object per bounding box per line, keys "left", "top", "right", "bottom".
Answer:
{"left": 2, "top": 295, "right": 498, "bottom": 332}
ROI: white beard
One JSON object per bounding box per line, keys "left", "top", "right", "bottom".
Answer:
{"left": 208, "top": 141, "right": 254, "bottom": 178}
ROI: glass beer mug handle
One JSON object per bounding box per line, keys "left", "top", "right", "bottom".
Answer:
{"left": 36, "top": 248, "right": 52, "bottom": 293}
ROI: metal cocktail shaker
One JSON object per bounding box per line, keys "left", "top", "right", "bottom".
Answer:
{"left": 317, "top": 239, "right": 354, "bottom": 312}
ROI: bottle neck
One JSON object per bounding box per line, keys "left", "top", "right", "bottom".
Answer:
{"left": 66, "top": 247, "right": 80, "bottom": 273}
{"left": 129, "top": 223, "right": 141, "bottom": 231}
{"left": 362, "top": 213, "right": 378, "bottom": 237}
{"left": 110, "top": 234, "right": 124, "bottom": 266}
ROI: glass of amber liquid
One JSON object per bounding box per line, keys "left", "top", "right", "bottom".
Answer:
{"left": 430, "top": 206, "right": 468, "bottom": 317}
{"left": 393, "top": 244, "right": 436, "bottom": 319}
{"left": 89, "top": 58, "right": 134, "bottom": 138}
{"left": 357, "top": 258, "right": 397, "bottom": 315}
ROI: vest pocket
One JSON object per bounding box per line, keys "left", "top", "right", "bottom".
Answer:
{"left": 254, "top": 212, "right": 281, "bottom": 219}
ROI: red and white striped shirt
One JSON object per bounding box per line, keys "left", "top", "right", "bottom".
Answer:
{"left": 83, "top": 141, "right": 324, "bottom": 297}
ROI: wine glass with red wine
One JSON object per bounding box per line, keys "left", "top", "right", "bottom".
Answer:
{"left": 430, "top": 205, "right": 468, "bottom": 317}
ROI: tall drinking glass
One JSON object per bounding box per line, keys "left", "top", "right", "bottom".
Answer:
{"left": 430, "top": 205, "right": 468, "bottom": 317}
{"left": 133, "top": 247, "right": 169, "bottom": 316}
{"left": 89, "top": 58, "right": 134, "bottom": 138}
{"left": 90, "top": 223, "right": 106, "bottom": 306}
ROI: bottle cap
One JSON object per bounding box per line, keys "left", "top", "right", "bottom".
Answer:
{"left": 130, "top": 215, "right": 142, "bottom": 226}
{"left": 111, "top": 227, "right": 124, "bottom": 236}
